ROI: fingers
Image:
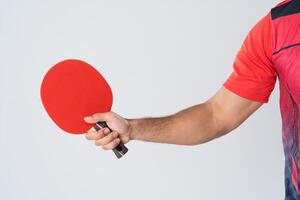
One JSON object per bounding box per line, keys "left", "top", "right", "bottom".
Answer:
{"left": 97, "top": 131, "right": 121, "bottom": 150}
{"left": 84, "top": 112, "right": 114, "bottom": 123}
{"left": 85, "top": 128, "right": 110, "bottom": 140}
{"left": 84, "top": 111, "right": 125, "bottom": 151}
{"left": 86, "top": 129, "right": 121, "bottom": 150}
{"left": 95, "top": 131, "right": 118, "bottom": 147}
{"left": 102, "top": 138, "right": 120, "bottom": 150}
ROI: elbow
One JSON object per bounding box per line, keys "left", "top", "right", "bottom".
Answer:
{"left": 191, "top": 104, "right": 234, "bottom": 146}
{"left": 189, "top": 128, "right": 231, "bottom": 146}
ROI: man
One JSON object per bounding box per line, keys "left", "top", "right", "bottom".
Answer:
{"left": 84, "top": 0, "right": 300, "bottom": 199}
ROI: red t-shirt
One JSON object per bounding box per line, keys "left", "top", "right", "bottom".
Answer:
{"left": 224, "top": 1, "right": 300, "bottom": 198}
{"left": 223, "top": 13, "right": 277, "bottom": 103}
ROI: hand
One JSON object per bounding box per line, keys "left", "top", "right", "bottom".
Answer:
{"left": 84, "top": 112, "right": 131, "bottom": 150}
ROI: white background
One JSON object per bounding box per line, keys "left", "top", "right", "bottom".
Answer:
{"left": 0, "top": 0, "right": 283, "bottom": 199}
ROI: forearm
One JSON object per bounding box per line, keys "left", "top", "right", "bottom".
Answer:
{"left": 85, "top": 88, "right": 261, "bottom": 149}
{"left": 129, "top": 102, "right": 224, "bottom": 145}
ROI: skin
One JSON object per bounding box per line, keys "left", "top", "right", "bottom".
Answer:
{"left": 84, "top": 87, "right": 262, "bottom": 150}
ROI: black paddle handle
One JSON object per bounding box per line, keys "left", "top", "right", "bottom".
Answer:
{"left": 93, "top": 121, "right": 128, "bottom": 159}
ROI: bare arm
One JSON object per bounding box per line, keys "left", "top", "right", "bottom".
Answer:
{"left": 129, "top": 87, "right": 262, "bottom": 145}
{"left": 84, "top": 87, "right": 262, "bottom": 149}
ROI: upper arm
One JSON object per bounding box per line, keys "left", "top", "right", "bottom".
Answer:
{"left": 208, "top": 87, "right": 262, "bottom": 134}
{"left": 208, "top": 13, "right": 277, "bottom": 135}
{"left": 223, "top": 13, "right": 277, "bottom": 103}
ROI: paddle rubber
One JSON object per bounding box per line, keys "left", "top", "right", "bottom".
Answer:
{"left": 40, "top": 59, "right": 128, "bottom": 158}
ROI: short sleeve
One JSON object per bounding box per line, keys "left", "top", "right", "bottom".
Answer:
{"left": 223, "top": 13, "right": 277, "bottom": 103}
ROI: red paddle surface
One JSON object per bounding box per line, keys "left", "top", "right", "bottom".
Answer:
{"left": 40, "top": 59, "right": 113, "bottom": 134}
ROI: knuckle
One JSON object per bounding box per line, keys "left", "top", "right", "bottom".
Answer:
{"left": 111, "top": 131, "right": 118, "bottom": 138}
{"left": 114, "top": 138, "right": 121, "bottom": 145}
{"left": 107, "top": 133, "right": 114, "bottom": 140}
{"left": 97, "top": 130, "right": 104, "bottom": 137}
{"left": 104, "top": 128, "right": 111, "bottom": 135}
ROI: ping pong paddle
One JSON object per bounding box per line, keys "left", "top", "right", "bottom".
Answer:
{"left": 40, "top": 59, "right": 128, "bottom": 158}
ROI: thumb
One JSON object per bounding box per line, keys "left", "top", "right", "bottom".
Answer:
{"left": 84, "top": 116, "right": 97, "bottom": 123}
{"left": 84, "top": 112, "right": 111, "bottom": 123}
